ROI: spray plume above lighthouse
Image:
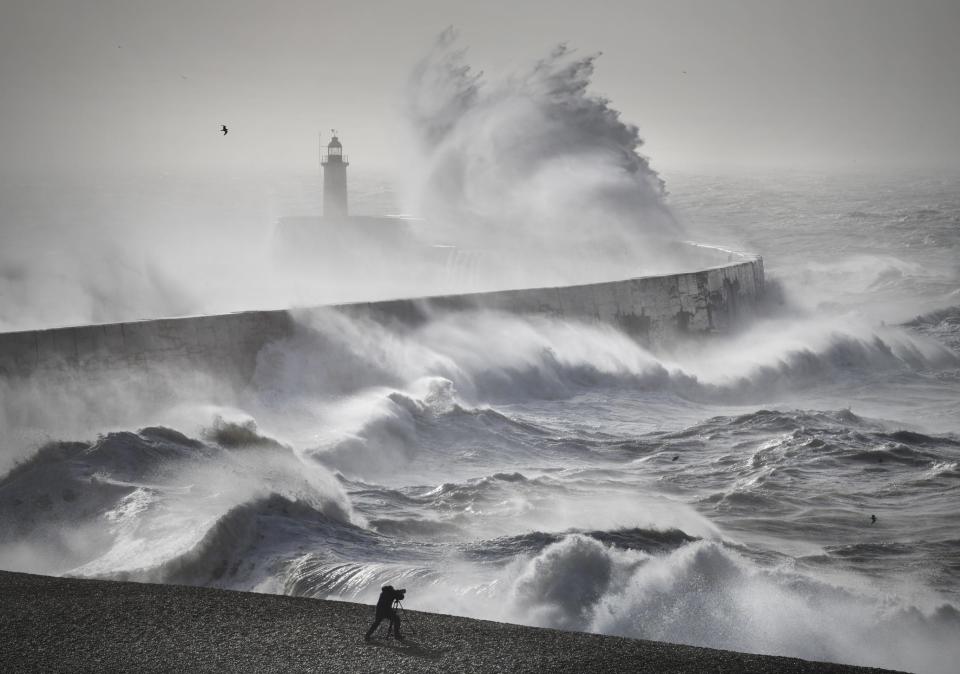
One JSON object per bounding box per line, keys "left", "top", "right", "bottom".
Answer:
{"left": 321, "top": 130, "right": 349, "bottom": 217}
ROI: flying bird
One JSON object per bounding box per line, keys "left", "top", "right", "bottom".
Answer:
{"left": 221, "top": 124, "right": 229, "bottom": 136}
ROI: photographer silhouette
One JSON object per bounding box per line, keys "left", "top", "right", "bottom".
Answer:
{"left": 364, "top": 585, "right": 406, "bottom": 641}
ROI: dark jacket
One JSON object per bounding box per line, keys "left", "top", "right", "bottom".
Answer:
{"left": 375, "top": 586, "right": 404, "bottom": 617}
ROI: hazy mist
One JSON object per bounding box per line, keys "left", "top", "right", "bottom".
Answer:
{"left": 1, "top": 0, "right": 958, "bottom": 174}
{"left": 1, "top": 1, "right": 959, "bottom": 330}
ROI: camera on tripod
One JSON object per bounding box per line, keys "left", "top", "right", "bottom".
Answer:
{"left": 366, "top": 585, "right": 412, "bottom": 641}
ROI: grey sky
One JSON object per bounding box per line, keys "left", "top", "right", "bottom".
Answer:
{"left": 1, "top": 0, "right": 958, "bottom": 173}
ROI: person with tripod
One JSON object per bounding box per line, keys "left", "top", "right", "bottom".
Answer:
{"left": 364, "top": 585, "right": 406, "bottom": 641}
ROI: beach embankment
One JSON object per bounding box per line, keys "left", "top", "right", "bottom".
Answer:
{"left": 0, "top": 570, "right": 900, "bottom": 673}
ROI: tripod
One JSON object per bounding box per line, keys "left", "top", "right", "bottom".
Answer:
{"left": 388, "top": 598, "right": 419, "bottom": 638}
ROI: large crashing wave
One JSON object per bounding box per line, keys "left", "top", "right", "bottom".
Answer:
{"left": 258, "top": 306, "right": 957, "bottom": 406}
{"left": 504, "top": 535, "right": 960, "bottom": 674}
{"left": 404, "top": 29, "right": 683, "bottom": 281}
{"left": 0, "top": 422, "right": 356, "bottom": 584}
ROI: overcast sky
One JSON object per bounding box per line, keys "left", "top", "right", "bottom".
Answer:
{"left": 1, "top": 0, "right": 958, "bottom": 174}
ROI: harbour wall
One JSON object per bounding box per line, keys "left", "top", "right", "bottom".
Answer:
{"left": 0, "top": 253, "right": 764, "bottom": 386}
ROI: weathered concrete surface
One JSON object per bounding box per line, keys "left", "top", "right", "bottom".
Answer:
{"left": 0, "top": 310, "right": 295, "bottom": 387}
{"left": 342, "top": 254, "right": 763, "bottom": 343}
{"left": 0, "top": 253, "right": 764, "bottom": 385}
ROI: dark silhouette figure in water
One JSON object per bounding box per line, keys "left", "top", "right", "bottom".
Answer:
{"left": 871, "top": 514, "right": 877, "bottom": 525}
{"left": 221, "top": 124, "right": 229, "bottom": 136}
{"left": 365, "top": 585, "right": 405, "bottom": 641}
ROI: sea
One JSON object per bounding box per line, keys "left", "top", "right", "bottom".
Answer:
{"left": 1, "top": 169, "right": 959, "bottom": 673}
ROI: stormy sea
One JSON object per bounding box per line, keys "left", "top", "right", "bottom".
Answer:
{"left": 2, "top": 169, "right": 959, "bottom": 674}
{"left": 2, "top": 43, "right": 959, "bottom": 674}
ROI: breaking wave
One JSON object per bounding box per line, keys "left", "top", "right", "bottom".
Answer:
{"left": 509, "top": 535, "right": 960, "bottom": 674}
{"left": 252, "top": 306, "right": 957, "bottom": 415}
{"left": 0, "top": 423, "right": 355, "bottom": 581}
{"left": 403, "top": 29, "right": 687, "bottom": 285}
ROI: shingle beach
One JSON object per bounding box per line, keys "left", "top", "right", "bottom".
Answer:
{"left": 0, "top": 570, "right": 902, "bottom": 673}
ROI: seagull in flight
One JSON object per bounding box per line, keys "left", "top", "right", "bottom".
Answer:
{"left": 221, "top": 124, "right": 229, "bottom": 136}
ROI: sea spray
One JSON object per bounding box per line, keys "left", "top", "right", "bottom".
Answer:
{"left": 250, "top": 308, "right": 955, "bottom": 413}
{"left": 0, "top": 422, "right": 356, "bottom": 579}
{"left": 404, "top": 30, "right": 684, "bottom": 282}
{"left": 2, "top": 300, "right": 959, "bottom": 672}
{"left": 1, "top": 77, "right": 959, "bottom": 674}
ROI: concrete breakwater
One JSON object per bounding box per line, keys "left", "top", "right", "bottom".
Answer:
{"left": 0, "top": 252, "right": 764, "bottom": 386}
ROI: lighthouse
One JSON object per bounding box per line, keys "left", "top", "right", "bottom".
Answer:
{"left": 321, "top": 131, "right": 349, "bottom": 217}
{"left": 276, "top": 129, "right": 411, "bottom": 266}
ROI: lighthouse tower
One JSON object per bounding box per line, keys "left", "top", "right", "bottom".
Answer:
{"left": 321, "top": 131, "right": 349, "bottom": 218}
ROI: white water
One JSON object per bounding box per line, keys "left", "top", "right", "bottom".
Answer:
{"left": 3, "top": 188, "right": 959, "bottom": 670}
{"left": 2, "top": 39, "right": 960, "bottom": 674}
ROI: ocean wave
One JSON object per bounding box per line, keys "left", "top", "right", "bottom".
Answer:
{"left": 884, "top": 429, "right": 960, "bottom": 446}
{"left": 660, "top": 408, "right": 960, "bottom": 459}
{"left": 305, "top": 388, "right": 422, "bottom": 479}
{"left": 202, "top": 417, "right": 290, "bottom": 450}
{"left": 82, "top": 493, "right": 361, "bottom": 587}
{"left": 3, "top": 427, "right": 213, "bottom": 485}
{"left": 0, "top": 422, "right": 356, "bottom": 578}
{"left": 715, "top": 410, "right": 953, "bottom": 461}
{"left": 0, "top": 427, "right": 218, "bottom": 546}
{"left": 445, "top": 405, "right": 553, "bottom": 436}
{"left": 301, "top": 376, "right": 574, "bottom": 482}
{"left": 0, "top": 438, "right": 137, "bottom": 574}
{"left": 281, "top": 557, "right": 439, "bottom": 601}
{"left": 649, "top": 408, "right": 960, "bottom": 551}
{"left": 507, "top": 535, "right": 960, "bottom": 673}
{"left": 266, "top": 308, "right": 958, "bottom": 416}
{"left": 904, "top": 305, "right": 960, "bottom": 352}
{"left": 367, "top": 516, "right": 465, "bottom": 540}
{"left": 464, "top": 527, "right": 699, "bottom": 562}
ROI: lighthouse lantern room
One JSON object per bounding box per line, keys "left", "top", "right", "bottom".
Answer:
{"left": 321, "top": 130, "right": 349, "bottom": 218}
